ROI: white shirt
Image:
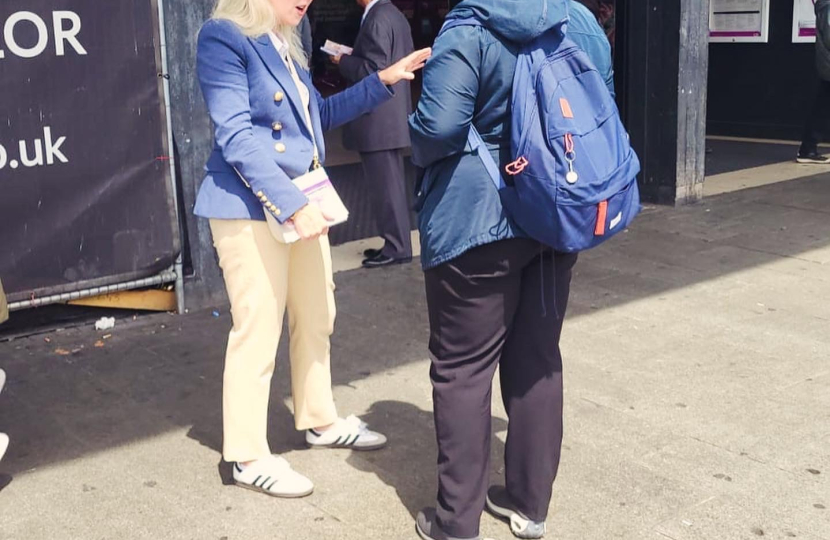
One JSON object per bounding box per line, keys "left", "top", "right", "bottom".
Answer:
{"left": 362, "top": 0, "right": 382, "bottom": 25}
{"left": 268, "top": 31, "right": 316, "bottom": 152}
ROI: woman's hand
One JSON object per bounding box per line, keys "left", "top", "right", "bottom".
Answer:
{"left": 291, "top": 204, "right": 333, "bottom": 241}
{"left": 379, "top": 48, "right": 432, "bottom": 85}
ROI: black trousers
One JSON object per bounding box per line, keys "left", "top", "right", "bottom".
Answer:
{"left": 801, "top": 80, "right": 830, "bottom": 155}
{"left": 424, "top": 238, "right": 578, "bottom": 538}
{"left": 360, "top": 149, "right": 413, "bottom": 260}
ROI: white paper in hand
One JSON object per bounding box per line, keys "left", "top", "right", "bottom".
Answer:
{"left": 321, "top": 40, "right": 353, "bottom": 57}
{"left": 265, "top": 168, "right": 349, "bottom": 244}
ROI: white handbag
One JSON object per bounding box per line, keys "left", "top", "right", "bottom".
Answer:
{"left": 264, "top": 167, "right": 349, "bottom": 243}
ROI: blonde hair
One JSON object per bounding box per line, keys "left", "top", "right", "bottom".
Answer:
{"left": 212, "top": 0, "right": 309, "bottom": 67}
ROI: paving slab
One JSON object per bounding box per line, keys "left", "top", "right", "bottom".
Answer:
{"left": 1, "top": 175, "right": 829, "bottom": 540}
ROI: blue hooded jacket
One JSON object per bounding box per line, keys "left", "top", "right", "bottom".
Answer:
{"left": 568, "top": 0, "right": 615, "bottom": 96}
{"left": 410, "top": 0, "right": 609, "bottom": 269}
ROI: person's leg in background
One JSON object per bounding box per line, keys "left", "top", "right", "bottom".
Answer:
{"left": 287, "top": 235, "right": 389, "bottom": 452}
{"left": 286, "top": 235, "right": 339, "bottom": 431}
{"left": 798, "top": 80, "right": 830, "bottom": 163}
{"left": 0, "top": 277, "right": 8, "bottom": 325}
{"left": 419, "top": 239, "right": 538, "bottom": 539}
{"left": 0, "top": 368, "right": 7, "bottom": 463}
{"left": 488, "top": 250, "right": 578, "bottom": 539}
{"left": 360, "top": 149, "right": 413, "bottom": 267}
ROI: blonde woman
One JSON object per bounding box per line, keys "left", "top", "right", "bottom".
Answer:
{"left": 194, "top": 0, "right": 430, "bottom": 498}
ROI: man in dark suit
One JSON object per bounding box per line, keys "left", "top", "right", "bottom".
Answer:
{"left": 334, "top": 0, "right": 415, "bottom": 268}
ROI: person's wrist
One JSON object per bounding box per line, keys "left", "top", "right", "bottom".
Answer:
{"left": 290, "top": 204, "right": 309, "bottom": 223}
{"left": 378, "top": 69, "right": 391, "bottom": 86}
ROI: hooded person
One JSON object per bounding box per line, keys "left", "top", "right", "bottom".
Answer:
{"left": 409, "top": 1, "right": 590, "bottom": 539}
{"left": 798, "top": 0, "right": 830, "bottom": 163}
{"left": 568, "top": 0, "right": 615, "bottom": 96}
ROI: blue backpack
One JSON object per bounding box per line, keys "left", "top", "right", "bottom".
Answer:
{"left": 440, "top": 15, "right": 641, "bottom": 253}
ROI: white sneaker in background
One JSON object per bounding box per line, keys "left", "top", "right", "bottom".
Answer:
{"left": 306, "top": 415, "right": 387, "bottom": 451}
{"left": 0, "top": 433, "right": 8, "bottom": 463}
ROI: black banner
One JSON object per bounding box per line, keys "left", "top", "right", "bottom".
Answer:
{"left": 0, "top": 0, "right": 179, "bottom": 303}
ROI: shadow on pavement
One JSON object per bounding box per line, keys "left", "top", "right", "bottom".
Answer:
{"left": 0, "top": 474, "right": 12, "bottom": 493}
{"left": 0, "top": 173, "right": 827, "bottom": 498}
{"left": 704, "top": 138, "right": 801, "bottom": 176}
{"left": 344, "top": 400, "right": 508, "bottom": 519}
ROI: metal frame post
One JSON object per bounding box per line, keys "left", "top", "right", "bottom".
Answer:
{"left": 156, "top": 0, "right": 186, "bottom": 314}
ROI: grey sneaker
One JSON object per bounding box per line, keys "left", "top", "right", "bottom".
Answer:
{"left": 416, "top": 508, "right": 482, "bottom": 540}
{"left": 796, "top": 152, "right": 830, "bottom": 164}
{"left": 486, "top": 486, "right": 547, "bottom": 539}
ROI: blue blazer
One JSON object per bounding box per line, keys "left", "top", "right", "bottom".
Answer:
{"left": 194, "top": 19, "right": 393, "bottom": 223}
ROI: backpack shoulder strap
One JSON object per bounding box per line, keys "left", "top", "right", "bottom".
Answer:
{"left": 436, "top": 16, "right": 505, "bottom": 190}
{"left": 468, "top": 126, "right": 506, "bottom": 190}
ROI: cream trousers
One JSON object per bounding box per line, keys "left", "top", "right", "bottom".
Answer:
{"left": 210, "top": 219, "right": 338, "bottom": 462}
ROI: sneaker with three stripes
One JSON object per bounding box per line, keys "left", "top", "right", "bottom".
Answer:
{"left": 306, "top": 415, "right": 387, "bottom": 451}
{"left": 232, "top": 455, "right": 314, "bottom": 498}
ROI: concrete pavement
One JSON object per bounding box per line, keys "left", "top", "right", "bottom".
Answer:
{"left": 0, "top": 167, "right": 828, "bottom": 540}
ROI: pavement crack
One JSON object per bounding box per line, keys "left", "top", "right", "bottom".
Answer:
{"left": 777, "top": 370, "right": 830, "bottom": 393}
{"left": 723, "top": 244, "right": 826, "bottom": 265}
{"left": 752, "top": 200, "right": 830, "bottom": 216}
{"left": 688, "top": 436, "right": 768, "bottom": 464}
{"left": 304, "top": 501, "right": 344, "bottom": 523}
{"left": 579, "top": 397, "right": 623, "bottom": 412}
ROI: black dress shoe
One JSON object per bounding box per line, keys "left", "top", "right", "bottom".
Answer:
{"left": 363, "top": 248, "right": 383, "bottom": 259}
{"left": 362, "top": 254, "right": 413, "bottom": 269}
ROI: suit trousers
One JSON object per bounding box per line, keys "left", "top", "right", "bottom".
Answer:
{"left": 210, "top": 219, "right": 339, "bottom": 463}
{"left": 801, "top": 80, "right": 830, "bottom": 155}
{"left": 0, "top": 278, "right": 8, "bottom": 324}
{"left": 424, "top": 238, "right": 578, "bottom": 538}
{"left": 360, "top": 149, "right": 413, "bottom": 259}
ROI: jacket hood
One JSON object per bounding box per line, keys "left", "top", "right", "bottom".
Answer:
{"left": 446, "top": 0, "right": 569, "bottom": 44}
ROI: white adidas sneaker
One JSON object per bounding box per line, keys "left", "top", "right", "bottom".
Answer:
{"left": 232, "top": 455, "right": 314, "bottom": 498}
{"left": 306, "top": 415, "right": 387, "bottom": 451}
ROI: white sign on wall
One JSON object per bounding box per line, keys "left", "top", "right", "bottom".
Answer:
{"left": 793, "top": 0, "right": 818, "bottom": 43}
{"left": 710, "top": 0, "right": 770, "bottom": 43}
{"left": 0, "top": 10, "right": 87, "bottom": 59}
